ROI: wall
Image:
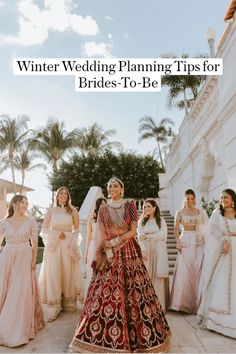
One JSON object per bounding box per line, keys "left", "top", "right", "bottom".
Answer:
{"left": 165, "top": 17, "right": 236, "bottom": 215}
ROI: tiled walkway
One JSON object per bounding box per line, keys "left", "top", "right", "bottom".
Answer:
{"left": 1, "top": 309, "right": 236, "bottom": 353}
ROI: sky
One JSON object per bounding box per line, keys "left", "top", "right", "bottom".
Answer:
{"left": 0, "top": 0, "right": 230, "bottom": 208}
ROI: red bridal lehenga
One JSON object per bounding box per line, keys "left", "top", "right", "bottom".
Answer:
{"left": 71, "top": 200, "right": 170, "bottom": 353}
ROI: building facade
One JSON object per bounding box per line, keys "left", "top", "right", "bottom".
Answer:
{"left": 165, "top": 4, "right": 236, "bottom": 215}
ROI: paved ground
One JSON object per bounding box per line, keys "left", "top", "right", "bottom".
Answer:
{"left": 1, "top": 265, "right": 236, "bottom": 353}
{"left": 1, "top": 308, "right": 236, "bottom": 353}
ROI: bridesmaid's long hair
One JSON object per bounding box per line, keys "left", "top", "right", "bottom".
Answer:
{"left": 54, "top": 186, "right": 73, "bottom": 214}
{"left": 141, "top": 199, "right": 161, "bottom": 228}
{"left": 93, "top": 197, "right": 107, "bottom": 222}
{"left": 7, "top": 195, "right": 27, "bottom": 218}
{"left": 219, "top": 188, "right": 236, "bottom": 217}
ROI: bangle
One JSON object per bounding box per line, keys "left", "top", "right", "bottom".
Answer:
{"left": 110, "top": 236, "right": 122, "bottom": 247}
{"left": 105, "top": 248, "right": 114, "bottom": 259}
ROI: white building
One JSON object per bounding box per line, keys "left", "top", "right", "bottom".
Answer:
{"left": 0, "top": 178, "right": 33, "bottom": 218}
{"left": 165, "top": 2, "right": 236, "bottom": 215}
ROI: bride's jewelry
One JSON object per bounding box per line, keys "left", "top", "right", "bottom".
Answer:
{"left": 108, "top": 199, "right": 126, "bottom": 208}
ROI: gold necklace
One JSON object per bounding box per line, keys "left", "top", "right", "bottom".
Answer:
{"left": 108, "top": 199, "right": 126, "bottom": 209}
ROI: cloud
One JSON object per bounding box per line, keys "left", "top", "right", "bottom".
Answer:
{"left": 0, "top": 0, "right": 99, "bottom": 47}
{"left": 3, "top": 17, "right": 48, "bottom": 46}
{"left": 70, "top": 14, "right": 99, "bottom": 36}
{"left": 82, "top": 41, "right": 113, "bottom": 58}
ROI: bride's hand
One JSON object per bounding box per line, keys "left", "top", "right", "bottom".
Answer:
{"left": 104, "top": 240, "right": 112, "bottom": 248}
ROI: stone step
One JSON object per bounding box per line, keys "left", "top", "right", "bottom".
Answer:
{"left": 169, "top": 260, "right": 176, "bottom": 268}
{"left": 168, "top": 254, "right": 177, "bottom": 261}
{"left": 162, "top": 210, "right": 177, "bottom": 276}
{"left": 167, "top": 248, "right": 178, "bottom": 254}
{"left": 167, "top": 239, "right": 177, "bottom": 244}
{"left": 161, "top": 210, "right": 172, "bottom": 215}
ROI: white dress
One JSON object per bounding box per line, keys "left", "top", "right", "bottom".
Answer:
{"left": 198, "top": 209, "right": 236, "bottom": 338}
{"left": 84, "top": 218, "right": 98, "bottom": 295}
{"left": 137, "top": 217, "right": 169, "bottom": 311}
{"left": 0, "top": 218, "right": 44, "bottom": 347}
{"left": 39, "top": 207, "right": 83, "bottom": 320}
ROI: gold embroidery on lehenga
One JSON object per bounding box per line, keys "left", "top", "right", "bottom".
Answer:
{"left": 71, "top": 338, "right": 170, "bottom": 353}
{"left": 90, "top": 320, "right": 102, "bottom": 338}
{"left": 104, "top": 304, "right": 114, "bottom": 317}
{"left": 108, "top": 322, "right": 121, "bottom": 343}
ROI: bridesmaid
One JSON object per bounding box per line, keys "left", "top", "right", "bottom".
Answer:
{"left": 138, "top": 199, "right": 169, "bottom": 312}
{"left": 39, "top": 186, "right": 83, "bottom": 322}
{"left": 0, "top": 195, "right": 44, "bottom": 347}
{"left": 84, "top": 197, "right": 107, "bottom": 295}
{"left": 169, "top": 189, "right": 208, "bottom": 313}
{"left": 198, "top": 188, "right": 236, "bottom": 338}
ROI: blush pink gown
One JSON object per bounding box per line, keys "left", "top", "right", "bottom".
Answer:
{"left": 0, "top": 218, "right": 44, "bottom": 347}
{"left": 169, "top": 209, "right": 208, "bottom": 313}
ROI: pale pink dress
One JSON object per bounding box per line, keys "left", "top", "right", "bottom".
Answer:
{"left": 0, "top": 218, "right": 44, "bottom": 347}
{"left": 169, "top": 209, "right": 208, "bottom": 313}
{"left": 39, "top": 207, "right": 83, "bottom": 320}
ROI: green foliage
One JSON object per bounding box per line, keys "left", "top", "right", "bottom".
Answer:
{"left": 138, "top": 116, "right": 175, "bottom": 172}
{"left": 50, "top": 151, "right": 161, "bottom": 207}
{"left": 77, "top": 122, "right": 122, "bottom": 156}
{"left": 161, "top": 52, "right": 207, "bottom": 112}
{"left": 201, "top": 197, "right": 218, "bottom": 217}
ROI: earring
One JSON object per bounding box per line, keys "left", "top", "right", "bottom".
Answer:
{"left": 121, "top": 191, "right": 124, "bottom": 197}
{"left": 232, "top": 202, "right": 235, "bottom": 208}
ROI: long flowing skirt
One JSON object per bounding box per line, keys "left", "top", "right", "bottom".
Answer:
{"left": 169, "top": 231, "right": 204, "bottom": 313}
{"left": 71, "top": 238, "right": 170, "bottom": 353}
{"left": 151, "top": 278, "right": 170, "bottom": 312}
{"left": 39, "top": 237, "right": 83, "bottom": 320}
{"left": 0, "top": 244, "right": 44, "bottom": 347}
{"left": 199, "top": 237, "right": 236, "bottom": 338}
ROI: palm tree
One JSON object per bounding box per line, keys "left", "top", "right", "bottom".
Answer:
{"left": 161, "top": 53, "right": 207, "bottom": 114}
{"left": 14, "top": 143, "right": 47, "bottom": 193}
{"left": 0, "top": 115, "right": 30, "bottom": 194}
{"left": 32, "top": 119, "right": 80, "bottom": 175}
{"left": 138, "top": 116, "right": 174, "bottom": 172}
{"left": 77, "top": 123, "right": 122, "bottom": 156}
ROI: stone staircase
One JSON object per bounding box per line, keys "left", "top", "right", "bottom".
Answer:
{"left": 161, "top": 210, "right": 177, "bottom": 275}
